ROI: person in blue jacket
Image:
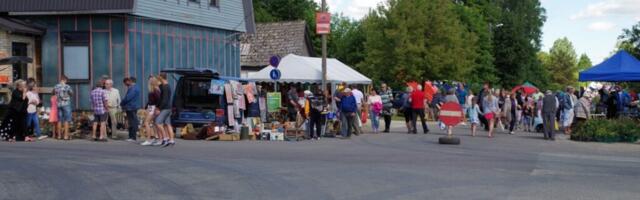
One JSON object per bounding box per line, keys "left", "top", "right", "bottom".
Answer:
{"left": 339, "top": 88, "right": 358, "bottom": 138}
{"left": 121, "top": 77, "right": 141, "bottom": 141}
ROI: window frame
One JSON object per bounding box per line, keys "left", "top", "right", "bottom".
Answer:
{"left": 209, "top": 0, "right": 220, "bottom": 8}
{"left": 61, "top": 31, "right": 91, "bottom": 83}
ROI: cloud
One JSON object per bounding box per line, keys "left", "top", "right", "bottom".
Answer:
{"left": 587, "top": 21, "right": 616, "bottom": 31}
{"left": 315, "top": 0, "right": 384, "bottom": 19}
{"left": 571, "top": 0, "right": 640, "bottom": 20}
{"left": 344, "top": 0, "right": 385, "bottom": 19}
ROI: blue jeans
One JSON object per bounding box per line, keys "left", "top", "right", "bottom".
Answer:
{"left": 340, "top": 111, "right": 348, "bottom": 137}
{"left": 369, "top": 111, "right": 379, "bottom": 131}
{"left": 27, "top": 113, "right": 41, "bottom": 137}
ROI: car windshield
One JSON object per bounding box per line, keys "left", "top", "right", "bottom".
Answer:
{"left": 177, "top": 78, "right": 220, "bottom": 110}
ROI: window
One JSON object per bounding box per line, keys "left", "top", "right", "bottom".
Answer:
{"left": 61, "top": 31, "right": 90, "bottom": 82}
{"left": 210, "top": 0, "right": 219, "bottom": 7}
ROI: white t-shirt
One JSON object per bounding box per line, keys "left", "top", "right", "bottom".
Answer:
{"left": 367, "top": 95, "right": 382, "bottom": 105}
{"left": 27, "top": 91, "right": 40, "bottom": 114}
{"left": 466, "top": 94, "right": 475, "bottom": 108}
{"left": 352, "top": 89, "right": 364, "bottom": 105}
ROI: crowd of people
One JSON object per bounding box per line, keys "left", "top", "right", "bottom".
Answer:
{"left": 316, "top": 81, "right": 640, "bottom": 141}
{"left": 2, "top": 74, "right": 638, "bottom": 143}
{"left": 0, "top": 74, "right": 178, "bottom": 147}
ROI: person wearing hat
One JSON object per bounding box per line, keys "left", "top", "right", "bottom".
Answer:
{"left": 542, "top": 90, "right": 559, "bottom": 140}
{"left": 339, "top": 88, "right": 358, "bottom": 138}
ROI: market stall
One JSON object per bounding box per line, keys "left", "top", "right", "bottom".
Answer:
{"left": 249, "top": 54, "right": 372, "bottom": 138}
{"left": 579, "top": 50, "right": 640, "bottom": 82}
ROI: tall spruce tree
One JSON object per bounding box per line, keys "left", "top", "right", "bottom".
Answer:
{"left": 493, "top": 0, "right": 546, "bottom": 88}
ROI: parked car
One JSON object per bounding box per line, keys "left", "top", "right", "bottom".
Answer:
{"left": 161, "top": 68, "right": 249, "bottom": 127}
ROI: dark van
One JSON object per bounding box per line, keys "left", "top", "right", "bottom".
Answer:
{"left": 162, "top": 68, "right": 249, "bottom": 127}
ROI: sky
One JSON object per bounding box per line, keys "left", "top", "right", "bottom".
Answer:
{"left": 315, "top": 0, "right": 640, "bottom": 64}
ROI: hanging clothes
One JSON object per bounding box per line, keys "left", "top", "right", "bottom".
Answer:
{"left": 227, "top": 105, "right": 235, "bottom": 125}
{"left": 244, "top": 84, "right": 256, "bottom": 103}
{"left": 259, "top": 96, "right": 267, "bottom": 122}
{"left": 225, "top": 84, "right": 234, "bottom": 103}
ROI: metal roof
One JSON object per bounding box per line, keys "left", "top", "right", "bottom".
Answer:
{"left": 0, "top": 17, "right": 44, "bottom": 35}
{"left": 0, "top": 0, "right": 134, "bottom": 13}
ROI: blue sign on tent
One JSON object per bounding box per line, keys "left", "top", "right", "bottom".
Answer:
{"left": 270, "top": 56, "right": 280, "bottom": 67}
{"left": 270, "top": 69, "right": 281, "bottom": 80}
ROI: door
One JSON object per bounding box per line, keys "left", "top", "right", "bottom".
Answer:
{"left": 12, "top": 42, "right": 28, "bottom": 81}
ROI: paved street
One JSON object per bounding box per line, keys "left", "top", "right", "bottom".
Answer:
{"left": 1, "top": 122, "right": 639, "bottom": 200}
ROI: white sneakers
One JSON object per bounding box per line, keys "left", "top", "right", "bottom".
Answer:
{"left": 141, "top": 139, "right": 156, "bottom": 146}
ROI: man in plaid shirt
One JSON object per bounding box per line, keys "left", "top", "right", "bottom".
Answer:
{"left": 90, "top": 82, "right": 109, "bottom": 141}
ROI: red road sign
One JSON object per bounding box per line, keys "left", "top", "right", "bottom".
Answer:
{"left": 316, "top": 12, "right": 331, "bottom": 34}
{"left": 439, "top": 102, "right": 463, "bottom": 126}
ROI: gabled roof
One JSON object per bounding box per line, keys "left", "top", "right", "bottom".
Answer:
{"left": 0, "top": 17, "right": 44, "bottom": 35}
{"left": 240, "top": 21, "right": 315, "bottom": 67}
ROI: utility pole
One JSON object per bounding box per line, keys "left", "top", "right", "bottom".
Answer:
{"left": 321, "top": 0, "right": 327, "bottom": 92}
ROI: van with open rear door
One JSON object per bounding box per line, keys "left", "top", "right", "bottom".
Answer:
{"left": 161, "top": 68, "right": 249, "bottom": 127}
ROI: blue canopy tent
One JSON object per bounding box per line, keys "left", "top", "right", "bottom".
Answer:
{"left": 579, "top": 51, "right": 640, "bottom": 82}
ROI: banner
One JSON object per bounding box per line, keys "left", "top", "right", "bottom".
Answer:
{"left": 267, "top": 92, "right": 281, "bottom": 113}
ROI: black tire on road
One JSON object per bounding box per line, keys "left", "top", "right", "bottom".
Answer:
{"left": 439, "top": 137, "right": 461, "bottom": 145}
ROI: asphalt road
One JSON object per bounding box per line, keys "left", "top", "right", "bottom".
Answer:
{"left": 1, "top": 122, "right": 639, "bottom": 200}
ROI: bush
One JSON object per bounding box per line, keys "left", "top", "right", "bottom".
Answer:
{"left": 572, "top": 119, "right": 640, "bottom": 143}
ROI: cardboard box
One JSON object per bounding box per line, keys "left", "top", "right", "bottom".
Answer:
{"left": 218, "top": 133, "right": 240, "bottom": 141}
{"left": 270, "top": 132, "right": 284, "bottom": 141}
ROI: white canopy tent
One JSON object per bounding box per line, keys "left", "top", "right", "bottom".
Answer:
{"left": 248, "top": 54, "right": 372, "bottom": 84}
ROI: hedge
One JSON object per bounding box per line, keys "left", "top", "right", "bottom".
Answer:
{"left": 571, "top": 119, "right": 640, "bottom": 143}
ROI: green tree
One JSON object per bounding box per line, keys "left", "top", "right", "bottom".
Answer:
{"left": 576, "top": 53, "right": 592, "bottom": 86}
{"left": 576, "top": 53, "right": 592, "bottom": 71}
{"left": 328, "top": 14, "right": 366, "bottom": 68}
{"left": 252, "top": 0, "right": 322, "bottom": 52}
{"left": 358, "top": 5, "right": 396, "bottom": 86}
{"left": 546, "top": 37, "right": 578, "bottom": 90}
{"left": 359, "top": 0, "right": 477, "bottom": 85}
{"left": 492, "top": 0, "right": 547, "bottom": 88}
{"left": 453, "top": 0, "right": 499, "bottom": 85}
{"left": 618, "top": 21, "right": 640, "bottom": 58}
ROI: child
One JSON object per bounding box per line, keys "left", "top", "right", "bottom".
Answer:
{"left": 50, "top": 91, "right": 60, "bottom": 139}
{"left": 468, "top": 97, "right": 483, "bottom": 136}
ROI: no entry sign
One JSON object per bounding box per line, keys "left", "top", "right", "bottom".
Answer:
{"left": 439, "top": 102, "right": 463, "bottom": 126}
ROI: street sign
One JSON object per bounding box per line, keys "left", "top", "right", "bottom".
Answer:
{"left": 439, "top": 102, "right": 463, "bottom": 126}
{"left": 270, "top": 68, "right": 281, "bottom": 80}
{"left": 269, "top": 56, "right": 280, "bottom": 67}
{"left": 316, "top": 12, "right": 331, "bottom": 34}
